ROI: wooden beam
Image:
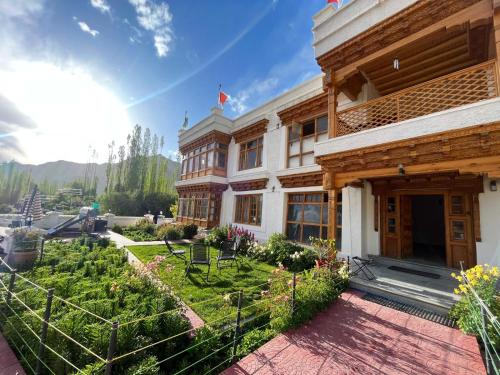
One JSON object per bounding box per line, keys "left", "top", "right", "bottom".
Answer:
{"left": 494, "top": 5, "right": 500, "bottom": 93}
{"left": 339, "top": 72, "right": 366, "bottom": 101}
{"left": 334, "top": 0, "right": 493, "bottom": 82}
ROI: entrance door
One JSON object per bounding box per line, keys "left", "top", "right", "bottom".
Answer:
{"left": 381, "top": 194, "right": 400, "bottom": 258}
{"left": 445, "top": 193, "right": 476, "bottom": 269}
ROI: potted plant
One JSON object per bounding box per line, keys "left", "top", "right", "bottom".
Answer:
{"left": 10, "top": 228, "right": 42, "bottom": 268}
{"left": 309, "top": 237, "right": 337, "bottom": 269}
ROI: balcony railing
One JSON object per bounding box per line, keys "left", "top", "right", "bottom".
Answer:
{"left": 336, "top": 60, "right": 499, "bottom": 137}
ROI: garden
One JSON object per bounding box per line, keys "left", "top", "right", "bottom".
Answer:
{"left": 0, "top": 226, "right": 349, "bottom": 374}
{"left": 112, "top": 219, "right": 198, "bottom": 242}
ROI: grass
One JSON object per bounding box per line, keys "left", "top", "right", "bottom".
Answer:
{"left": 128, "top": 243, "right": 283, "bottom": 323}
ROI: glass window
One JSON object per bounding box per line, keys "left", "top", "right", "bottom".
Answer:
{"left": 387, "top": 197, "right": 396, "bottom": 213}
{"left": 235, "top": 195, "right": 262, "bottom": 226}
{"left": 239, "top": 136, "right": 263, "bottom": 170}
{"left": 286, "top": 192, "right": 328, "bottom": 243}
{"left": 388, "top": 218, "right": 396, "bottom": 233}
{"left": 287, "top": 115, "right": 328, "bottom": 167}
{"left": 451, "top": 196, "right": 464, "bottom": 215}
{"left": 452, "top": 221, "right": 466, "bottom": 241}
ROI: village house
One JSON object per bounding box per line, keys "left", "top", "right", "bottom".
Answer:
{"left": 176, "top": 0, "right": 500, "bottom": 275}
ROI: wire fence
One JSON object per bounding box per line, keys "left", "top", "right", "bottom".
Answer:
{"left": 0, "top": 253, "right": 335, "bottom": 375}
{"left": 460, "top": 264, "right": 500, "bottom": 375}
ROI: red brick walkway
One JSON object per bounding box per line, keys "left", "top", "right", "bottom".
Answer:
{"left": 0, "top": 333, "right": 25, "bottom": 375}
{"left": 222, "top": 290, "right": 485, "bottom": 375}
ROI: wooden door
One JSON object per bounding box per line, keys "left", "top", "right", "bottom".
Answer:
{"left": 445, "top": 192, "right": 475, "bottom": 269}
{"left": 400, "top": 195, "right": 413, "bottom": 258}
{"left": 382, "top": 194, "right": 400, "bottom": 258}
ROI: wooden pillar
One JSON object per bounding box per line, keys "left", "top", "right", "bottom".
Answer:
{"left": 323, "top": 171, "right": 337, "bottom": 240}
{"left": 494, "top": 2, "right": 500, "bottom": 93}
{"left": 323, "top": 67, "right": 338, "bottom": 138}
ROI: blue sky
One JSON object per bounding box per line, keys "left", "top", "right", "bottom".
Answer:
{"left": 0, "top": 0, "right": 340, "bottom": 164}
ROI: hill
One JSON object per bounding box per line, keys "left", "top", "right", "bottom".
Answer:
{"left": 0, "top": 157, "right": 180, "bottom": 194}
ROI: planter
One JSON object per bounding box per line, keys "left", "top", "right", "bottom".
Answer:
{"left": 10, "top": 249, "right": 38, "bottom": 269}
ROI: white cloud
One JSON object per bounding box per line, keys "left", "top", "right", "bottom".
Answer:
{"left": 90, "top": 0, "right": 110, "bottom": 14}
{"left": 77, "top": 21, "right": 100, "bottom": 37}
{"left": 229, "top": 78, "right": 279, "bottom": 115}
{"left": 0, "top": 0, "right": 45, "bottom": 19}
{"left": 128, "top": 0, "right": 173, "bottom": 57}
{"left": 0, "top": 60, "right": 132, "bottom": 164}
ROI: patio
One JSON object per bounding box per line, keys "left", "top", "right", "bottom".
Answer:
{"left": 223, "top": 290, "right": 485, "bottom": 375}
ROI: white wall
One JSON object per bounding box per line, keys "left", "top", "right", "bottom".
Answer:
{"left": 477, "top": 178, "right": 500, "bottom": 267}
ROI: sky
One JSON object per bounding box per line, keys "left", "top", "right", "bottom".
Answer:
{"left": 0, "top": 0, "right": 341, "bottom": 165}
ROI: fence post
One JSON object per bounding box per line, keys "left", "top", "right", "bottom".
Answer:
{"left": 6, "top": 268, "right": 16, "bottom": 305}
{"left": 291, "top": 272, "right": 296, "bottom": 316}
{"left": 480, "top": 304, "right": 492, "bottom": 375}
{"left": 35, "top": 288, "right": 54, "bottom": 375}
{"left": 232, "top": 290, "right": 243, "bottom": 359}
{"left": 39, "top": 238, "right": 45, "bottom": 262}
{"left": 105, "top": 321, "right": 119, "bottom": 375}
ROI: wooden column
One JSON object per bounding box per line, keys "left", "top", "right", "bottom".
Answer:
{"left": 323, "top": 171, "right": 336, "bottom": 240}
{"left": 323, "top": 67, "right": 338, "bottom": 138}
{"left": 495, "top": 2, "right": 500, "bottom": 93}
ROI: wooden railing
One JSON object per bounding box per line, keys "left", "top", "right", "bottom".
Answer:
{"left": 336, "top": 60, "right": 499, "bottom": 136}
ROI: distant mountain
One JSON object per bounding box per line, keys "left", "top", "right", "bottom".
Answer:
{"left": 1, "top": 157, "right": 180, "bottom": 194}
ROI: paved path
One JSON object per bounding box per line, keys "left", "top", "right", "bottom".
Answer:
{"left": 223, "top": 290, "right": 485, "bottom": 375}
{"left": 0, "top": 334, "right": 26, "bottom": 375}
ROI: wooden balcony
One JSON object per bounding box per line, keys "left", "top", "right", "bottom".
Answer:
{"left": 336, "top": 60, "right": 499, "bottom": 137}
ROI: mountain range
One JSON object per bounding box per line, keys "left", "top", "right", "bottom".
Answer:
{"left": 1, "top": 157, "right": 180, "bottom": 194}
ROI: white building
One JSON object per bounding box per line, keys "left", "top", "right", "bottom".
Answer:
{"left": 176, "top": 0, "right": 500, "bottom": 270}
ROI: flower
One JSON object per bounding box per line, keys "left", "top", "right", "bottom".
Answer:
{"left": 454, "top": 288, "right": 460, "bottom": 295}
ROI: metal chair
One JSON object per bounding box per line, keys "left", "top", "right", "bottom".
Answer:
{"left": 217, "top": 240, "right": 238, "bottom": 272}
{"left": 185, "top": 243, "right": 211, "bottom": 281}
{"left": 164, "top": 238, "right": 187, "bottom": 263}
{"left": 350, "top": 256, "right": 376, "bottom": 281}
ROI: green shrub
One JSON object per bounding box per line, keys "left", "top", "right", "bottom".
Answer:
{"left": 266, "top": 265, "right": 348, "bottom": 332}
{"left": 205, "top": 225, "right": 230, "bottom": 248}
{"left": 111, "top": 224, "right": 123, "bottom": 234}
{"left": 165, "top": 227, "right": 182, "bottom": 241}
{"left": 251, "top": 233, "right": 316, "bottom": 272}
{"left": 450, "top": 265, "right": 499, "bottom": 349}
{"left": 236, "top": 328, "right": 276, "bottom": 358}
{"left": 128, "top": 355, "right": 160, "bottom": 375}
{"left": 0, "top": 203, "right": 12, "bottom": 213}
{"left": 182, "top": 224, "right": 198, "bottom": 239}
{"left": 96, "top": 237, "right": 110, "bottom": 248}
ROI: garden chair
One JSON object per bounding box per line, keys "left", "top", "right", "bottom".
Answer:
{"left": 185, "top": 243, "right": 211, "bottom": 281}
{"left": 216, "top": 240, "right": 239, "bottom": 272}
{"left": 350, "top": 256, "right": 376, "bottom": 281}
{"left": 164, "top": 238, "right": 187, "bottom": 263}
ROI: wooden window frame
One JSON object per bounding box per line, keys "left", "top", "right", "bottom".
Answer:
{"left": 180, "top": 142, "right": 228, "bottom": 180}
{"left": 286, "top": 115, "right": 328, "bottom": 168}
{"left": 286, "top": 192, "right": 329, "bottom": 244}
{"left": 234, "top": 194, "right": 262, "bottom": 226}
{"left": 238, "top": 136, "right": 263, "bottom": 171}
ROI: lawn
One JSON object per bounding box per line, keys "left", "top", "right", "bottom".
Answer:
{"left": 128, "top": 243, "right": 283, "bottom": 323}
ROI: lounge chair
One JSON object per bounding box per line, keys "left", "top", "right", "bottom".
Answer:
{"left": 350, "top": 256, "right": 376, "bottom": 280}
{"left": 164, "top": 238, "right": 187, "bottom": 263}
{"left": 217, "top": 240, "right": 239, "bottom": 272}
{"left": 185, "top": 243, "right": 211, "bottom": 281}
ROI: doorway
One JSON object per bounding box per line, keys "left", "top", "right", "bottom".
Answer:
{"left": 407, "top": 195, "right": 446, "bottom": 266}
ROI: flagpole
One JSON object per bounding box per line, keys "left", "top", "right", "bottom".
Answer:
{"left": 218, "top": 83, "right": 222, "bottom": 109}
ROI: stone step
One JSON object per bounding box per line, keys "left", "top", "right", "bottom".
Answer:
{"left": 369, "top": 256, "right": 457, "bottom": 280}
{"left": 350, "top": 277, "right": 455, "bottom": 315}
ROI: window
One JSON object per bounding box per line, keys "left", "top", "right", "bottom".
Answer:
{"left": 235, "top": 195, "right": 262, "bottom": 226}
{"left": 239, "top": 136, "right": 263, "bottom": 170}
{"left": 181, "top": 142, "right": 228, "bottom": 179}
{"left": 286, "top": 192, "right": 329, "bottom": 244}
{"left": 287, "top": 115, "right": 328, "bottom": 168}
{"left": 178, "top": 191, "right": 222, "bottom": 225}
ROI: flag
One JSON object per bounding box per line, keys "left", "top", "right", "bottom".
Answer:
{"left": 218, "top": 84, "right": 228, "bottom": 108}
{"left": 328, "top": 0, "right": 343, "bottom": 7}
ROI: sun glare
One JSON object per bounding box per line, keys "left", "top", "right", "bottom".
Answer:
{"left": 0, "top": 60, "right": 131, "bottom": 163}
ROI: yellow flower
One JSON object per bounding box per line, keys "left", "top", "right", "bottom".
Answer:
{"left": 459, "top": 284, "right": 467, "bottom": 292}
{"left": 456, "top": 276, "right": 463, "bottom": 282}
{"left": 470, "top": 279, "right": 478, "bottom": 286}
{"left": 491, "top": 267, "right": 499, "bottom": 277}
{"left": 454, "top": 288, "right": 460, "bottom": 295}
{"left": 451, "top": 272, "right": 456, "bottom": 278}
{"left": 483, "top": 274, "right": 490, "bottom": 281}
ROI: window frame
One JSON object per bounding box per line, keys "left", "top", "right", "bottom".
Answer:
{"left": 238, "top": 136, "right": 263, "bottom": 171}
{"left": 286, "top": 115, "right": 328, "bottom": 168}
{"left": 180, "top": 142, "right": 228, "bottom": 180}
{"left": 286, "top": 192, "right": 329, "bottom": 244}
{"left": 234, "top": 194, "right": 262, "bottom": 226}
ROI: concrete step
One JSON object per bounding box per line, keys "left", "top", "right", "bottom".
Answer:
{"left": 370, "top": 256, "right": 457, "bottom": 280}
{"left": 350, "top": 276, "right": 456, "bottom": 315}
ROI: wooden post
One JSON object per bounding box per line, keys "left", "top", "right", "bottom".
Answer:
{"left": 105, "top": 322, "right": 119, "bottom": 375}
{"left": 6, "top": 269, "right": 16, "bottom": 305}
{"left": 35, "top": 288, "right": 54, "bottom": 375}
{"left": 232, "top": 290, "right": 243, "bottom": 359}
{"left": 494, "top": 3, "right": 500, "bottom": 94}
{"left": 39, "top": 238, "right": 45, "bottom": 262}
{"left": 323, "top": 67, "right": 338, "bottom": 138}
{"left": 323, "top": 171, "right": 336, "bottom": 241}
